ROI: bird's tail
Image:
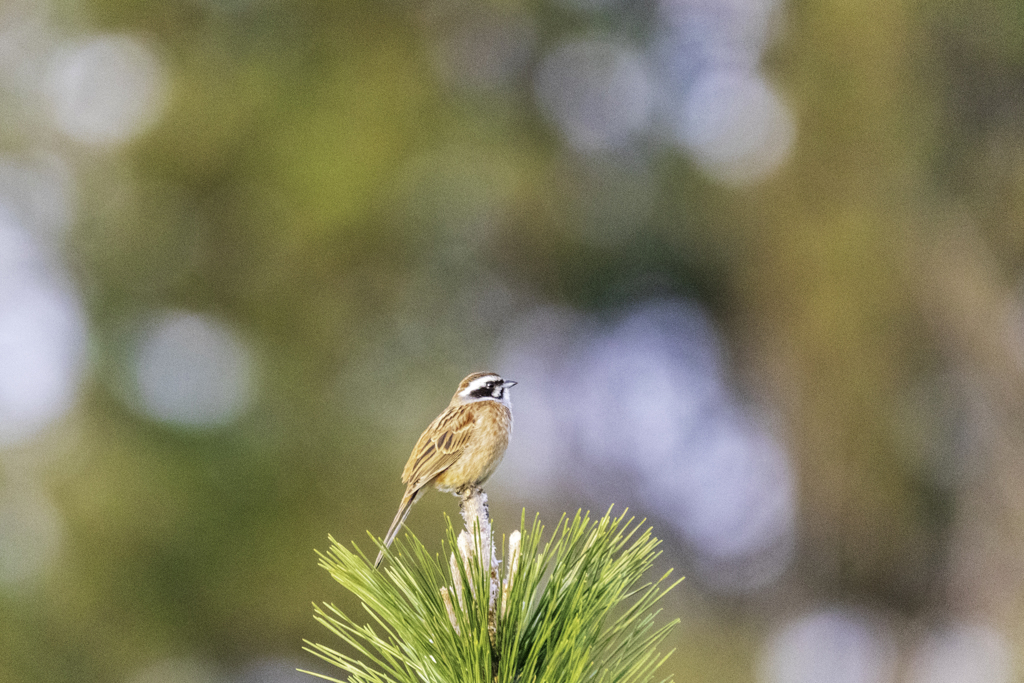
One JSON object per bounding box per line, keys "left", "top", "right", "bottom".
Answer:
{"left": 374, "top": 489, "right": 421, "bottom": 568}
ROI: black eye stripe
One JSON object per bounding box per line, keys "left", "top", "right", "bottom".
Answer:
{"left": 463, "top": 376, "right": 504, "bottom": 399}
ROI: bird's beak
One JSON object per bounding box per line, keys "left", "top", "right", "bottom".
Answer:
{"left": 503, "top": 380, "right": 517, "bottom": 388}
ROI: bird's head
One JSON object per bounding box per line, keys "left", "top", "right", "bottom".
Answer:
{"left": 454, "top": 372, "right": 516, "bottom": 407}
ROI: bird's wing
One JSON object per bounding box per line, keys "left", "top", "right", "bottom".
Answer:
{"left": 402, "top": 405, "right": 476, "bottom": 489}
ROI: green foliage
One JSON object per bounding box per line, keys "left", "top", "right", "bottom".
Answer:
{"left": 305, "top": 509, "right": 681, "bottom": 683}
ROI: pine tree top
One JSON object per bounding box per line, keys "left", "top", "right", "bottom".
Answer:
{"left": 304, "top": 508, "right": 681, "bottom": 683}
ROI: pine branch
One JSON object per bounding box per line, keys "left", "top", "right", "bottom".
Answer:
{"left": 304, "top": 507, "right": 681, "bottom": 683}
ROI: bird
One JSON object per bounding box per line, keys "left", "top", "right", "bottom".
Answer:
{"left": 374, "top": 372, "right": 516, "bottom": 568}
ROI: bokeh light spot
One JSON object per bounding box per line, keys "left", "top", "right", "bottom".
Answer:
{"left": 759, "top": 609, "right": 898, "bottom": 683}
{"left": 677, "top": 69, "right": 796, "bottom": 185}
{"left": 0, "top": 153, "right": 76, "bottom": 236}
{"left": 535, "top": 39, "right": 654, "bottom": 152}
{"left": 0, "top": 218, "right": 87, "bottom": 448}
{"left": 908, "top": 622, "right": 1014, "bottom": 683}
{"left": 131, "top": 310, "right": 256, "bottom": 429}
{"left": 44, "top": 34, "right": 168, "bottom": 147}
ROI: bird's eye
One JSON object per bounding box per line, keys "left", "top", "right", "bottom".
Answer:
{"left": 485, "top": 381, "right": 494, "bottom": 389}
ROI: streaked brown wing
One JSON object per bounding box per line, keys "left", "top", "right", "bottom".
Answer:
{"left": 401, "top": 405, "right": 476, "bottom": 489}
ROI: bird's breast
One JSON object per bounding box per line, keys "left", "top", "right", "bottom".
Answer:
{"left": 434, "top": 401, "right": 512, "bottom": 491}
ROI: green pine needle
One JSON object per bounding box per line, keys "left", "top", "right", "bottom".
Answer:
{"left": 303, "top": 508, "right": 682, "bottom": 683}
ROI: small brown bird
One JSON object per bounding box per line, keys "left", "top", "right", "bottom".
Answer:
{"left": 374, "top": 372, "right": 515, "bottom": 568}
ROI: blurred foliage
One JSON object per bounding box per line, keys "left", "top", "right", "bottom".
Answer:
{"left": 2, "top": 0, "right": 1024, "bottom": 681}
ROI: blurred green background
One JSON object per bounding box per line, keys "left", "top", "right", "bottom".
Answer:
{"left": 1, "top": 0, "right": 1023, "bottom": 681}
